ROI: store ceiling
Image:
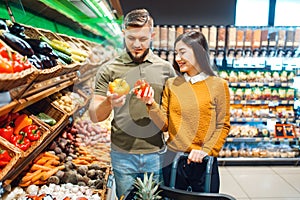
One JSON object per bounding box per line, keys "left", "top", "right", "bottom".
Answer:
{"left": 119, "top": 0, "right": 236, "bottom": 26}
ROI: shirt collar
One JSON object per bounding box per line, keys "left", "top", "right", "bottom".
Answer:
{"left": 119, "top": 49, "right": 156, "bottom": 64}
{"left": 184, "top": 72, "right": 209, "bottom": 84}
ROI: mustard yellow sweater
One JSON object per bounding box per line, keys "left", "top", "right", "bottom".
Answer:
{"left": 148, "top": 76, "right": 231, "bottom": 157}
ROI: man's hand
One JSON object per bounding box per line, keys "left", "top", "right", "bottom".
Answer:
{"left": 107, "top": 91, "right": 126, "bottom": 107}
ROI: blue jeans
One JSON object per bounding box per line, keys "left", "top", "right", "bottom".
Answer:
{"left": 111, "top": 149, "right": 164, "bottom": 198}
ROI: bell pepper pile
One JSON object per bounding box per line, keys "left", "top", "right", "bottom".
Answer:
{"left": 0, "top": 112, "right": 42, "bottom": 151}
{"left": 0, "top": 41, "right": 32, "bottom": 74}
{"left": 0, "top": 147, "right": 12, "bottom": 170}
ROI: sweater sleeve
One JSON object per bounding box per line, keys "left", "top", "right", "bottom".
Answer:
{"left": 202, "top": 79, "right": 231, "bottom": 156}
{"left": 147, "top": 80, "right": 171, "bottom": 132}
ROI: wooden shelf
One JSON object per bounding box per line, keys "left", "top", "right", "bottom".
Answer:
{"left": 0, "top": 100, "right": 18, "bottom": 116}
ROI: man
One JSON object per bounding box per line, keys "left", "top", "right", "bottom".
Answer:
{"left": 89, "top": 8, "right": 176, "bottom": 198}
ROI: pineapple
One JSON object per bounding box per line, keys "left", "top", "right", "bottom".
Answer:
{"left": 134, "top": 172, "right": 162, "bottom": 200}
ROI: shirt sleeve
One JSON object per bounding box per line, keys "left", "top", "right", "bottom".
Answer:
{"left": 94, "top": 64, "right": 111, "bottom": 96}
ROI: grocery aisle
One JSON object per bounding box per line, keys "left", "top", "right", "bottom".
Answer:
{"left": 219, "top": 166, "right": 300, "bottom": 200}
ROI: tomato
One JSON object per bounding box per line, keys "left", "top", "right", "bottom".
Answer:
{"left": 22, "top": 59, "right": 32, "bottom": 70}
{"left": 108, "top": 78, "right": 130, "bottom": 96}
{"left": 133, "top": 79, "right": 150, "bottom": 96}
{"left": 12, "top": 61, "right": 24, "bottom": 72}
{"left": 0, "top": 60, "right": 13, "bottom": 73}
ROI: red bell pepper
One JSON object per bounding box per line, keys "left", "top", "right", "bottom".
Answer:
{"left": 21, "top": 124, "right": 41, "bottom": 141}
{"left": 0, "top": 126, "right": 13, "bottom": 141}
{"left": 11, "top": 133, "right": 31, "bottom": 151}
{"left": 0, "top": 148, "right": 12, "bottom": 162}
{"left": 0, "top": 160, "right": 9, "bottom": 167}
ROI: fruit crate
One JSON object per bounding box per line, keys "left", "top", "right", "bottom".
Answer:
{"left": 25, "top": 98, "right": 67, "bottom": 132}
{"left": 0, "top": 137, "right": 23, "bottom": 180}
{"left": 0, "top": 40, "right": 38, "bottom": 92}
{"left": 22, "top": 25, "right": 64, "bottom": 82}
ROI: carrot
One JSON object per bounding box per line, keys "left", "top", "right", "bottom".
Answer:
{"left": 35, "top": 157, "right": 53, "bottom": 165}
{"left": 32, "top": 179, "right": 47, "bottom": 185}
{"left": 31, "top": 171, "right": 45, "bottom": 182}
{"left": 44, "top": 159, "right": 60, "bottom": 167}
{"left": 31, "top": 164, "right": 53, "bottom": 172}
{"left": 40, "top": 165, "right": 65, "bottom": 181}
{"left": 33, "top": 152, "right": 46, "bottom": 163}
{"left": 44, "top": 152, "right": 60, "bottom": 160}
{"left": 21, "top": 169, "right": 42, "bottom": 183}
{"left": 19, "top": 180, "right": 31, "bottom": 187}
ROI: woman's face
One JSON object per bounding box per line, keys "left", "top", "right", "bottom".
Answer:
{"left": 175, "top": 40, "right": 200, "bottom": 76}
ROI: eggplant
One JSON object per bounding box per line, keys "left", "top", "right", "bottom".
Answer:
{"left": 47, "top": 51, "right": 59, "bottom": 60}
{"left": 28, "top": 54, "right": 43, "bottom": 69}
{"left": 7, "top": 22, "right": 26, "bottom": 38}
{"left": 39, "top": 54, "right": 53, "bottom": 69}
{"left": 0, "top": 30, "right": 34, "bottom": 56}
{"left": 24, "top": 38, "right": 53, "bottom": 55}
{"left": 0, "top": 20, "right": 8, "bottom": 31}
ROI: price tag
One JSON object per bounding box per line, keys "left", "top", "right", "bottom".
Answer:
{"left": 231, "top": 83, "right": 238, "bottom": 87}
{"left": 255, "top": 138, "right": 262, "bottom": 142}
{"left": 254, "top": 118, "right": 260, "bottom": 122}
{"left": 240, "top": 83, "right": 247, "bottom": 87}
{"left": 241, "top": 100, "right": 246, "bottom": 104}
{"left": 268, "top": 82, "right": 275, "bottom": 87}
{"left": 227, "top": 138, "right": 233, "bottom": 142}
{"left": 257, "top": 83, "right": 264, "bottom": 87}
{"left": 281, "top": 100, "right": 288, "bottom": 104}
{"left": 233, "top": 59, "right": 244, "bottom": 68}
{"left": 263, "top": 137, "right": 270, "bottom": 141}
{"left": 249, "top": 83, "right": 255, "bottom": 87}
{"left": 255, "top": 100, "right": 261, "bottom": 104}
{"left": 269, "top": 58, "right": 283, "bottom": 70}
{"left": 281, "top": 83, "right": 288, "bottom": 87}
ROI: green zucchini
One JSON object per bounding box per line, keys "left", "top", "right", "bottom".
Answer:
{"left": 53, "top": 49, "right": 73, "bottom": 64}
{"left": 36, "top": 112, "right": 57, "bottom": 126}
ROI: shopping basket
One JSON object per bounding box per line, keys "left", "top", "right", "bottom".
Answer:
{"left": 123, "top": 153, "right": 236, "bottom": 200}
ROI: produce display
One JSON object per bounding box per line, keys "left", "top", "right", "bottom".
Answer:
{"left": 0, "top": 112, "right": 47, "bottom": 152}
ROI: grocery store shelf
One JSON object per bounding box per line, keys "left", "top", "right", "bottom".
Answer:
{"left": 226, "top": 137, "right": 299, "bottom": 143}
{"left": 229, "top": 82, "right": 293, "bottom": 88}
{"left": 230, "top": 100, "right": 294, "bottom": 105}
{"left": 2, "top": 118, "right": 69, "bottom": 186}
{"left": 218, "top": 157, "right": 300, "bottom": 166}
{"left": 13, "top": 74, "right": 78, "bottom": 113}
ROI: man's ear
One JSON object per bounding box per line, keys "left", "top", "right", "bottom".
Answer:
{"left": 151, "top": 31, "right": 156, "bottom": 39}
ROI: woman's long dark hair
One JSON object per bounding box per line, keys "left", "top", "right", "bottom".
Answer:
{"left": 173, "top": 31, "right": 216, "bottom": 76}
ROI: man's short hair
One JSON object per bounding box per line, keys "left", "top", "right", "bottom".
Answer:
{"left": 123, "top": 8, "right": 153, "bottom": 30}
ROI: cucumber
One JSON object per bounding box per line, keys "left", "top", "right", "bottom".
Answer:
{"left": 53, "top": 49, "right": 72, "bottom": 64}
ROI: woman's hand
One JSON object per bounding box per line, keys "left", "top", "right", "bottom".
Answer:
{"left": 107, "top": 91, "right": 126, "bottom": 107}
{"left": 136, "top": 86, "right": 155, "bottom": 105}
{"left": 187, "top": 149, "right": 208, "bottom": 164}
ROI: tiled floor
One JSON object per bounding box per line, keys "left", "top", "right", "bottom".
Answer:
{"left": 219, "top": 166, "right": 300, "bottom": 200}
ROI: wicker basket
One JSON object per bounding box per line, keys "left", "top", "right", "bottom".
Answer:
{"left": 20, "top": 115, "right": 51, "bottom": 157}
{"left": 34, "top": 64, "right": 63, "bottom": 82}
{"left": 0, "top": 39, "right": 38, "bottom": 92}
{"left": 0, "top": 137, "right": 23, "bottom": 180}
{"left": 49, "top": 91, "right": 79, "bottom": 117}
{"left": 58, "top": 62, "right": 82, "bottom": 76}
{"left": 37, "top": 28, "right": 63, "bottom": 41}
{"left": 25, "top": 98, "right": 67, "bottom": 132}
{"left": 22, "top": 25, "right": 64, "bottom": 82}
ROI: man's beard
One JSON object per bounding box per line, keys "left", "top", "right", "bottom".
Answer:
{"left": 126, "top": 47, "right": 149, "bottom": 64}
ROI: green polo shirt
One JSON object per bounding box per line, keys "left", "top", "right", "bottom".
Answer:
{"left": 94, "top": 50, "right": 176, "bottom": 153}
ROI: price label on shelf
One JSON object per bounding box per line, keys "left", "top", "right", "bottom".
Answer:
{"left": 269, "top": 58, "right": 283, "bottom": 71}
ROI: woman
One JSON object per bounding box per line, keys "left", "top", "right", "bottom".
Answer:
{"left": 137, "top": 31, "right": 230, "bottom": 193}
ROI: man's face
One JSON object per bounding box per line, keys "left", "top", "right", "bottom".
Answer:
{"left": 124, "top": 26, "right": 154, "bottom": 63}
